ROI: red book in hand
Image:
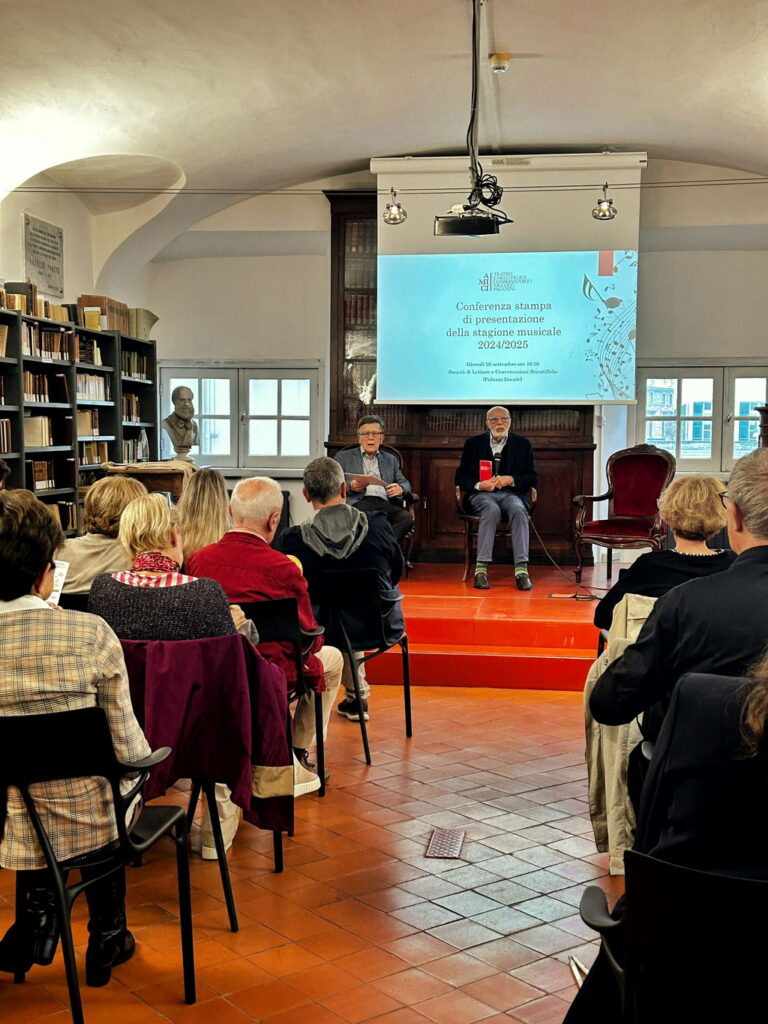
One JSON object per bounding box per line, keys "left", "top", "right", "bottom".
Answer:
{"left": 479, "top": 460, "right": 493, "bottom": 481}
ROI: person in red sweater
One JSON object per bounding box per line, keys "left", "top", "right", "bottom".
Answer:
{"left": 187, "top": 477, "right": 342, "bottom": 782}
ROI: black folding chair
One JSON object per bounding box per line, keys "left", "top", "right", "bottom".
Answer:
{"left": 0, "top": 707, "right": 195, "bottom": 1024}
{"left": 57, "top": 592, "right": 91, "bottom": 612}
{"left": 580, "top": 849, "right": 768, "bottom": 1022}
{"left": 240, "top": 598, "right": 327, "bottom": 797}
{"left": 304, "top": 568, "right": 412, "bottom": 766}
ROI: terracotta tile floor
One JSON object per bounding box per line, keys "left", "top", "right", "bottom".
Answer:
{"left": 0, "top": 686, "right": 624, "bottom": 1023}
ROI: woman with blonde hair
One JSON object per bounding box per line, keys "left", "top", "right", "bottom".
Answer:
{"left": 88, "top": 492, "right": 238, "bottom": 640}
{"left": 59, "top": 475, "right": 147, "bottom": 594}
{"left": 176, "top": 467, "right": 229, "bottom": 563}
{"left": 594, "top": 473, "right": 736, "bottom": 629}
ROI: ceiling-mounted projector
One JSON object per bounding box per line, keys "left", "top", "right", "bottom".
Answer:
{"left": 434, "top": 205, "right": 510, "bottom": 237}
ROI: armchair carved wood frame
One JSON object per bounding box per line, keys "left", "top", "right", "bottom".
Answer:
{"left": 455, "top": 486, "right": 538, "bottom": 583}
{"left": 573, "top": 443, "right": 676, "bottom": 583}
{"left": 336, "top": 443, "right": 419, "bottom": 577}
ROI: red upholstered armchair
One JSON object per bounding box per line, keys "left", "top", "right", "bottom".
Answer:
{"left": 573, "top": 444, "right": 676, "bottom": 583}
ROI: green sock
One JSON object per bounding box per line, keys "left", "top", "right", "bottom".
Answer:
{"left": 515, "top": 562, "right": 528, "bottom": 576}
{"left": 475, "top": 561, "right": 488, "bottom": 574}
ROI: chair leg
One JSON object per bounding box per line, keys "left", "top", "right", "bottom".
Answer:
{"left": 273, "top": 831, "right": 284, "bottom": 873}
{"left": 174, "top": 821, "right": 196, "bottom": 1004}
{"left": 185, "top": 781, "right": 202, "bottom": 833}
{"left": 574, "top": 538, "right": 584, "bottom": 583}
{"left": 400, "top": 635, "right": 412, "bottom": 739}
{"left": 313, "top": 690, "right": 326, "bottom": 797}
{"left": 201, "top": 782, "right": 239, "bottom": 933}
{"left": 12, "top": 874, "right": 25, "bottom": 985}
{"left": 58, "top": 899, "right": 85, "bottom": 1024}
{"left": 347, "top": 644, "right": 371, "bottom": 766}
{"left": 606, "top": 548, "right": 613, "bottom": 580}
{"left": 462, "top": 524, "right": 472, "bottom": 582}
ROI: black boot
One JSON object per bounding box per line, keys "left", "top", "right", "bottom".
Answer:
{"left": 83, "top": 867, "right": 135, "bottom": 987}
{"left": 0, "top": 872, "right": 60, "bottom": 974}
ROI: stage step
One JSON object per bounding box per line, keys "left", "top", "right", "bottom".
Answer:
{"left": 367, "top": 642, "right": 594, "bottom": 692}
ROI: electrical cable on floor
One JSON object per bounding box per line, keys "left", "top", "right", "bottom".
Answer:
{"left": 527, "top": 513, "right": 613, "bottom": 600}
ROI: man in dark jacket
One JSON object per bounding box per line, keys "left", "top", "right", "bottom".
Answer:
{"left": 455, "top": 406, "right": 537, "bottom": 590}
{"left": 282, "top": 457, "right": 404, "bottom": 722}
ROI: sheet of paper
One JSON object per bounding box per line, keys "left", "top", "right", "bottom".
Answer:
{"left": 49, "top": 560, "right": 69, "bottom": 606}
{"left": 346, "top": 473, "right": 387, "bottom": 487}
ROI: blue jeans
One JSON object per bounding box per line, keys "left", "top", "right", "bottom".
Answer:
{"left": 468, "top": 490, "right": 529, "bottom": 564}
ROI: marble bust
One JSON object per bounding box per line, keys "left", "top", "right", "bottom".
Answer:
{"left": 162, "top": 386, "right": 199, "bottom": 461}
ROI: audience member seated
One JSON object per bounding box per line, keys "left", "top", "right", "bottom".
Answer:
{"left": 590, "top": 447, "right": 768, "bottom": 745}
{"left": 565, "top": 663, "right": 768, "bottom": 1023}
{"left": 88, "top": 492, "right": 244, "bottom": 858}
{"left": 281, "top": 457, "right": 404, "bottom": 724}
{"left": 177, "top": 466, "right": 230, "bottom": 564}
{"left": 58, "top": 476, "right": 147, "bottom": 595}
{"left": 593, "top": 474, "right": 735, "bottom": 630}
{"left": 187, "top": 477, "right": 342, "bottom": 793}
{"left": 0, "top": 490, "right": 151, "bottom": 985}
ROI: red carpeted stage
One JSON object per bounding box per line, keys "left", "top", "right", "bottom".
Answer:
{"left": 367, "top": 563, "right": 609, "bottom": 692}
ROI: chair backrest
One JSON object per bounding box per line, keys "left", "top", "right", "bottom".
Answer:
{"left": 57, "top": 591, "right": 91, "bottom": 612}
{"left": 607, "top": 444, "right": 676, "bottom": 517}
{"left": 240, "top": 598, "right": 305, "bottom": 647}
{"left": 622, "top": 850, "right": 768, "bottom": 1020}
{"left": 304, "top": 568, "right": 388, "bottom": 650}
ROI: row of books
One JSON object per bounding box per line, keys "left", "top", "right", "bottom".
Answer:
{"left": 24, "top": 416, "right": 57, "bottom": 447}
{"left": 0, "top": 418, "right": 12, "bottom": 452}
{"left": 72, "top": 335, "right": 103, "bottom": 365}
{"left": 344, "top": 292, "right": 377, "bottom": 326}
{"left": 0, "top": 376, "right": 8, "bottom": 404}
{"left": 123, "top": 433, "right": 150, "bottom": 462}
{"left": 1, "top": 287, "right": 156, "bottom": 340}
{"left": 76, "top": 373, "right": 111, "bottom": 401}
{"left": 121, "top": 350, "right": 149, "bottom": 379}
{"left": 28, "top": 458, "right": 56, "bottom": 490}
{"left": 344, "top": 257, "right": 376, "bottom": 290}
{"left": 345, "top": 220, "right": 376, "bottom": 254}
{"left": 0, "top": 324, "right": 7, "bottom": 357}
{"left": 49, "top": 501, "right": 78, "bottom": 530}
{"left": 77, "top": 294, "right": 130, "bottom": 334}
{"left": 22, "top": 323, "right": 73, "bottom": 361}
{"left": 23, "top": 370, "right": 69, "bottom": 403}
{"left": 122, "top": 393, "right": 142, "bottom": 422}
{"left": 76, "top": 409, "right": 101, "bottom": 435}
{"left": 79, "top": 440, "right": 109, "bottom": 465}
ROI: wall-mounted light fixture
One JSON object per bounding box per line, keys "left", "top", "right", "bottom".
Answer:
{"left": 592, "top": 182, "right": 617, "bottom": 220}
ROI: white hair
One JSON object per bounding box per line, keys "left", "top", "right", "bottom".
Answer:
{"left": 728, "top": 448, "right": 768, "bottom": 540}
{"left": 229, "top": 476, "right": 283, "bottom": 526}
{"left": 486, "top": 405, "right": 510, "bottom": 419}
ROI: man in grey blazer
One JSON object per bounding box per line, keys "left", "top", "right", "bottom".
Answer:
{"left": 334, "top": 415, "right": 414, "bottom": 542}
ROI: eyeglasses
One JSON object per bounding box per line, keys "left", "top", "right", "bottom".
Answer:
{"left": 488, "top": 417, "right": 510, "bottom": 424}
{"left": 358, "top": 431, "right": 384, "bottom": 438}
{"left": 719, "top": 491, "right": 730, "bottom": 508}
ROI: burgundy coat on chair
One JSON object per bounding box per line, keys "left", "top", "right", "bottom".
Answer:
{"left": 121, "top": 633, "right": 293, "bottom": 834}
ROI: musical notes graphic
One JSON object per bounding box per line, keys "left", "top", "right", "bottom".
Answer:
{"left": 582, "top": 252, "right": 637, "bottom": 400}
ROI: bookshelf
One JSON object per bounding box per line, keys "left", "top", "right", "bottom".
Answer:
{"left": 0, "top": 308, "right": 157, "bottom": 534}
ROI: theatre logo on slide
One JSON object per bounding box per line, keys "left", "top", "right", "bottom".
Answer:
{"left": 376, "top": 249, "right": 638, "bottom": 405}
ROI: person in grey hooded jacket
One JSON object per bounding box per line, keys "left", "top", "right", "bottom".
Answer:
{"left": 281, "top": 457, "right": 404, "bottom": 722}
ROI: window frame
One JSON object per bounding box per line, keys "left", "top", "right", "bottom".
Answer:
{"left": 159, "top": 362, "right": 322, "bottom": 472}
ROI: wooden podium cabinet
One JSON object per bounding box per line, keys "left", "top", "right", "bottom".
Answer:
{"left": 324, "top": 191, "right": 595, "bottom": 565}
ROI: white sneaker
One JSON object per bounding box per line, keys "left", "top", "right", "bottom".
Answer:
{"left": 293, "top": 752, "right": 321, "bottom": 797}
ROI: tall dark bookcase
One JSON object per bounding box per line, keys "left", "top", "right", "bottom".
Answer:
{"left": 0, "top": 308, "right": 157, "bottom": 534}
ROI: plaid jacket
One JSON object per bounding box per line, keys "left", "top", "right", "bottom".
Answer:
{"left": 0, "top": 606, "right": 150, "bottom": 870}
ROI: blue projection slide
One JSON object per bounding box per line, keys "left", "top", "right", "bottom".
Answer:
{"left": 377, "top": 250, "right": 638, "bottom": 403}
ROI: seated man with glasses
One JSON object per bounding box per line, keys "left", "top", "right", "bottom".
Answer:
{"left": 334, "top": 415, "right": 413, "bottom": 543}
{"left": 456, "top": 406, "right": 538, "bottom": 590}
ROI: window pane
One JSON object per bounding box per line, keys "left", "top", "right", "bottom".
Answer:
{"left": 281, "top": 378, "right": 310, "bottom": 417}
{"left": 734, "top": 419, "right": 761, "bottom": 459}
{"left": 733, "top": 377, "right": 766, "bottom": 419}
{"left": 167, "top": 377, "right": 197, "bottom": 417}
{"left": 680, "top": 419, "right": 712, "bottom": 460}
{"left": 645, "top": 419, "right": 676, "bottom": 455}
{"left": 200, "top": 418, "right": 230, "bottom": 456}
{"left": 645, "top": 379, "right": 677, "bottom": 417}
{"left": 680, "top": 378, "right": 713, "bottom": 417}
{"left": 249, "top": 419, "right": 277, "bottom": 456}
{"left": 281, "top": 419, "right": 310, "bottom": 457}
{"left": 249, "top": 379, "right": 278, "bottom": 416}
{"left": 200, "top": 378, "right": 230, "bottom": 416}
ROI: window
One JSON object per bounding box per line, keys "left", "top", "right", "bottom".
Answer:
{"left": 159, "top": 365, "right": 320, "bottom": 470}
{"left": 636, "top": 367, "right": 768, "bottom": 473}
